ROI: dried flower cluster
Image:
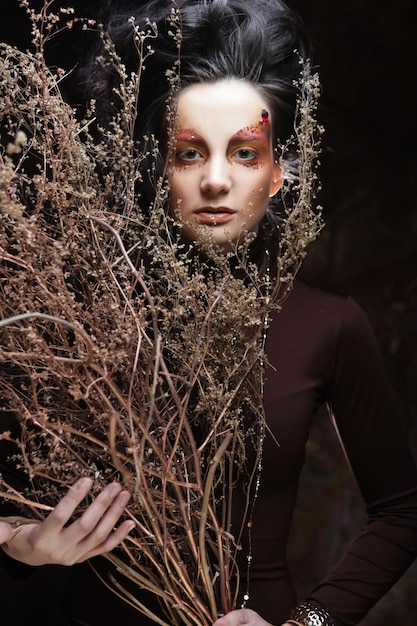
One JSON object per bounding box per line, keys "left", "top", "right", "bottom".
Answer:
{"left": 0, "top": 2, "right": 323, "bottom": 625}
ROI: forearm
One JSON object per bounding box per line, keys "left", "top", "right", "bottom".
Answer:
{"left": 306, "top": 515, "right": 417, "bottom": 625}
{"left": 285, "top": 601, "right": 338, "bottom": 626}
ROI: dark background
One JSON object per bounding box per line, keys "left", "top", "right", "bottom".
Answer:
{"left": 1, "top": 1, "right": 416, "bottom": 624}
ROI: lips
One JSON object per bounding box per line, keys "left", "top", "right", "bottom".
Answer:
{"left": 194, "top": 206, "right": 235, "bottom": 225}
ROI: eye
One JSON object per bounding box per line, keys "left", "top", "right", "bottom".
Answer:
{"left": 175, "top": 148, "right": 204, "bottom": 163}
{"left": 232, "top": 147, "right": 258, "bottom": 163}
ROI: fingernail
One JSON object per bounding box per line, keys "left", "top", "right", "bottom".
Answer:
{"left": 109, "top": 483, "right": 122, "bottom": 498}
{"left": 78, "top": 477, "right": 93, "bottom": 489}
{"left": 119, "top": 491, "right": 131, "bottom": 504}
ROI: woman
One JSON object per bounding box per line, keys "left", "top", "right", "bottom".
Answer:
{"left": 1, "top": 1, "right": 417, "bottom": 625}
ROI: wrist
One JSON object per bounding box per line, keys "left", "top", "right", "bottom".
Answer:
{"left": 287, "top": 601, "right": 336, "bottom": 626}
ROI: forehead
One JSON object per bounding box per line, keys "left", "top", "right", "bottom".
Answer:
{"left": 174, "top": 80, "right": 270, "bottom": 135}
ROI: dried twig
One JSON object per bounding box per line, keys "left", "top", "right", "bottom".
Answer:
{"left": 0, "top": 3, "right": 322, "bottom": 623}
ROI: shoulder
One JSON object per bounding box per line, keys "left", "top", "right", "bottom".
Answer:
{"left": 274, "top": 278, "right": 369, "bottom": 339}
{"left": 267, "top": 278, "right": 380, "bottom": 380}
{"left": 285, "top": 277, "right": 360, "bottom": 313}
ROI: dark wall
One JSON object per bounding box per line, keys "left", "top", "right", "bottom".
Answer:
{"left": 291, "top": 0, "right": 417, "bottom": 409}
{"left": 1, "top": 1, "right": 416, "bottom": 624}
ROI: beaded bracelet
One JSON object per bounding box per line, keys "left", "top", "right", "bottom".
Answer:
{"left": 287, "top": 601, "right": 336, "bottom": 626}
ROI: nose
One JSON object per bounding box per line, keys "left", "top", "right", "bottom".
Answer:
{"left": 200, "top": 156, "right": 232, "bottom": 196}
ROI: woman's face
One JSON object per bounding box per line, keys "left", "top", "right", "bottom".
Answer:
{"left": 168, "top": 80, "right": 282, "bottom": 250}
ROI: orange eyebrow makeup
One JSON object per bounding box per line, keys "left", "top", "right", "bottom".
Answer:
{"left": 230, "top": 129, "right": 269, "bottom": 146}
{"left": 173, "top": 129, "right": 204, "bottom": 142}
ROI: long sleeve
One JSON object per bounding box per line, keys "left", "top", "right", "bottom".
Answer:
{"left": 307, "top": 296, "right": 417, "bottom": 625}
{"left": 254, "top": 279, "right": 417, "bottom": 626}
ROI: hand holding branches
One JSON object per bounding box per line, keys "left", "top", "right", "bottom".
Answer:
{"left": 1, "top": 478, "right": 134, "bottom": 566}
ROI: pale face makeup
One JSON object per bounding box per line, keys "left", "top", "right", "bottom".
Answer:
{"left": 168, "top": 80, "right": 282, "bottom": 250}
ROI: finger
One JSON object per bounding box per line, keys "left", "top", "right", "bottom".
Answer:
{"left": 70, "top": 488, "right": 131, "bottom": 548}
{"left": 81, "top": 518, "right": 136, "bottom": 561}
{"left": 0, "top": 521, "right": 13, "bottom": 544}
{"left": 213, "top": 609, "right": 257, "bottom": 625}
{"left": 64, "top": 482, "right": 128, "bottom": 544}
{"left": 41, "top": 477, "right": 94, "bottom": 535}
{"left": 213, "top": 611, "right": 244, "bottom": 625}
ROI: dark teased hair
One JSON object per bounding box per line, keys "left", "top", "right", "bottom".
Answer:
{"left": 85, "top": 0, "right": 312, "bottom": 268}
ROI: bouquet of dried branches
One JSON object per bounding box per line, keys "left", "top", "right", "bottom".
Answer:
{"left": 0, "top": 2, "right": 323, "bottom": 624}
